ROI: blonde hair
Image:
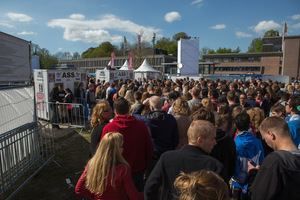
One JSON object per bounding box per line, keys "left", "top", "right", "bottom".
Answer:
{"left": 187, "top": 120, "right": 215, "bottom": 144}
{"left": 173, "top": 98, "right": 191, "bottom": 116}
{"left": 118, "top": 84, "right": 127, "bottom": 97}
{"left": 90, "top": 100, "right": 110, "bottom": 128}
{"left": 85, "top": 132, "right": 129, "bottom": 195}
{"left": 174, "top": 170, "right": 230, "bottom": 200}
{"left": 246, "top": 107, "right": 265, "bottom": 133}
{"left": 124, "top": 90, "right": 134, "bottom": 105}
{"left": 201, "top": 98, "right": 214, "bottom": 113}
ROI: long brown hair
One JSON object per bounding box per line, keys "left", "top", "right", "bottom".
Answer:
{"left": 85, "top": 132, "right": 129, "bottom": 195}
{"left": 90, "top": 100, "right": 110, "bottom": 128}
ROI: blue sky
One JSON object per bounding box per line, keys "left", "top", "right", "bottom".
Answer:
{"left": 1, "top": 0, "right": 300, "bottom": 56}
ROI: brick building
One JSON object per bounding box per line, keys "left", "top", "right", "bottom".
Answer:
{"left": 202, "top": 35, "right": 300, "bottom": 80}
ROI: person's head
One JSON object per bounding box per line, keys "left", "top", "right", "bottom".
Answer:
{"left": 215, "top": 115, "right": 227, "bottom": 132}
{"left": 172, "top": 98, "right": 191, "bottom": 116}
{"left": 286, "top": 95, "right": 300, "bottom": 115}
{"left": 191, "top": 87, "right": 200, "bottom": 98}
{"left": 230, "top": 82, "right": 238, "bottom": 91}
{"left": 190, "top": 108, "right": 215, "bottom": 125}
{"left": 246, "top": 88, "right": 256, "bottom": 100}
{"left": 90, "top": 100, "right": 112, "bottom": 127}
{"left": 259, "top": 116, "right": 292, "bottom": 150}
{"left": 187, "top": 120, "right": 216, "bottom": 154}
{"left": 220, "top": 84, "right": 229, "bottom": 93}
{"left": 191, "top": 102, "right": 204, "bottom": 114}
{"left": 114, "top": 97, "right": 130, "bottom": 115}
{"left": 88, "top": 83, "right": 94, "bottom": 90}
{"left": 239, "top": 93, "right": 247, "bottom": 106}
{"left": 246, "top": 107, "right": 265, "bottom": 133}
{"left": 201, "top": 98, "right": 214, "bottom": 113}
{"left": 167, "top": 92, "right": 177, "bottom": 106}
{"left": 234, "top": 112, "right": 250, "bottom": 132}
{"left": 200, "top": 89, "right": 208, "bottom": 99}
{"left": 227, "top": 91, "right": 236, "bottom": 103}
{"left": 58, "top": 85, "right": 63, "bottom": 91}
{"left": 270, "top": 103, "right": 286, "bottom": 118}
{"left": 280, "top": 92, "right": 291, "bottom": 102}
{"left": 133, "top": 91, "right": 142, "bottom": 102}
{"left": 232, "top": 106, "right": 246, "bottom": 120}
{"left": 86, "top": 132, "right": 128, "bottom": 195}
{"left": 217, "top": 103, "right": 229, "bottom": 115}
{"left": 174, "top": 170, "right": 230, "bottom": 200}
{"left": 149, "top": 95, "right": 163, "bottom": 111}
{"left": 78, "top": 82, "right": 84, "bottom": 88}
{"left": 208, "top": 89, "right": 218, "bottom": 99}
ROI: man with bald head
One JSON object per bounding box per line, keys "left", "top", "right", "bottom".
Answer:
{"left": 133, "top": 95, "right": 179, "bottom": 175}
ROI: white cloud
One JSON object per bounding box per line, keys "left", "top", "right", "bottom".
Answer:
{"left": 210, "top": 24, "right": 226, "bottom": 29}
{"left": 191, "top": 0, "right": 203, "bottom": 7}
{"left": 47, "top": 14, "right": 161, "bottom": 44}
{"left": 164, "top": 12, "right": 181, "bottom": 23}
{"left": 251, "top": 20, "right": 281, "bottom": 34}
{"left": 58, "top": 48, "right": 63, "bottom": 51}
{"left": 7, "top": 13, "right": 33, "bottom": 22}
{"left": 0, "top": 21, "right": 14, "bottom": 28}
{"left": 236, "top": 31, "right": 252, "bottom": 38}
{"left": 17, "top": 31, "right": 36, "bottom": 35}
{"left": 69, "top": 14, "right": 85, "bottom": 20}
{"left": 291, "top": 22, "right": 300, "bottom": 29}
{"left": 291, "top": 14, "right": 300, "bottom": 20}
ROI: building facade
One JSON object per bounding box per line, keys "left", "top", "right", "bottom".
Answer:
{"left": 202, "top": 35, "right": 300, "bottom": 80}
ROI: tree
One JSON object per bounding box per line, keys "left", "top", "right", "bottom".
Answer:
{"left": 247, "top": 38, "right": 262, "bottom": 53}
{"left": 82, "top": 42, "right": 116, "bottom": 58}
{"left": 72, "top": 52, "right": 81, "bottom": 60}
{"left": 199, "top": 47, "right": 212, "bottom": 60}
{"left": 264, "top": 30, "right": 279, "bottom": 37}
{"left": 172, "top": 32, "right": 189, "bottom": 41}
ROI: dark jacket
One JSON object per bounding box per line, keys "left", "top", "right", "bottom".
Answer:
{"left": 144, "top": 145, "right": 226, "bottom": 200}
{"left": 133, "top": 105, "right": 179, "bottom": 156}
{"left": 89, "top": 122, "right": 109, "bottom": 157}
{"left": 246, "top": 99, "right": 260, "bottom": 109}
{"left": 247, "top": 150, "right": 300, "bottom": 200}
{"left": 211, "top": 129, "right": 237, "bottom": 180}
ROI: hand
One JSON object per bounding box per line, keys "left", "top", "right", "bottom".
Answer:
{"left": 248, "top": 161, "right": 260, "bottom": 172}
{"left": 143, "top": 98, "right": 150, "bottom": 105}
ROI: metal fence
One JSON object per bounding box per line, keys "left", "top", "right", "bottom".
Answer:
{"left": 36, "top": 102, "right": 88, "bottom": 130}
{"left": 0, "top": 122, "right": 54, "bottom": 200}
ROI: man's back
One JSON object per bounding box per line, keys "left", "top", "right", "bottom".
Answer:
{"left": 248, "top": 150, "right": 300, "bottom": 200}
{"left": 133, "top": 106, "right": 179, "bottom": 156}
{"left": 101, "top": 115, "right": 153, "bottom": 173}
{"left": 144, "top": 145, "right": 225, "bottom": 200}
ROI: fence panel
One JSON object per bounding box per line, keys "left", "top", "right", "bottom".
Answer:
{"left": 0, "top": 122, "right": 54, "bottom": 200}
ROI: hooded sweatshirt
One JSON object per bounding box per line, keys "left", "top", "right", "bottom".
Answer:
{"left": 101, "top": 115, "right": 153, "bottom": 174}
{"left": 210, "top": 129, "right": 237, "bottom": 180}
{"left": 247, "top": 150, "right": 300, "bottom": 200}
{"left": 232, "top": 131, "right": 264, "bottom": 192}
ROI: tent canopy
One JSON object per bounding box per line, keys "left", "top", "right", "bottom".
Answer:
{"left": 134, "top": 59, "right": 160, "bottom": 73}
{"left": 119, "top": 60, "right": 129, "bottom": 70}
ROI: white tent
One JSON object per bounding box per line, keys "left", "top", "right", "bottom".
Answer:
{"left": 134, "top": 59, "right": 161, "bottom": 80}
{"left": 135, "top": 59, "right": 160, "bottom": 73}
{"left": 119, "top": 60, "right": 129, "bottom": 70}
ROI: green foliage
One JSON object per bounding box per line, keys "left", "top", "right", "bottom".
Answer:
{"left": 82, "top": 42, "right": 116, "bottom": 58}
{"left": 172, "top": 32, "right": 189, "bottom": 41}
{"left": 247, "top": 37, "right": 262, "bottom": 53}
{"left": 264, "top": 30, "right": 279, "bottom": 37}
{"left": 155, "top": 37, "right": 177, "bottom": 56}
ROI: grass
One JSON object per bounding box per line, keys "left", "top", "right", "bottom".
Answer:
{"left": 10, "top": 129, "right": 92, "bottom": 200}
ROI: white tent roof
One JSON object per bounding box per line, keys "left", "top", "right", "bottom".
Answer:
{"left": 135, "top": 59, "right": 160, "bottom": 73}
{"left": 119, "top": 60, "right": 129, "bottom": 70}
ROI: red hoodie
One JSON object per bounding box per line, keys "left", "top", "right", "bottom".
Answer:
{"left": 101, "top": 115, "right": 153, "bottom": 174}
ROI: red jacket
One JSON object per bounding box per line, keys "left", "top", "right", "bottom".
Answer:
{"left": 75, "top": 165, "right": 143, "bottom": 200}
{"left": 101, "top": 115, "right": 153, "bottom": 173}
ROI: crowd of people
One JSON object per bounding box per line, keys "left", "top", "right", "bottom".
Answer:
{"left": 73, "top": 76, "right": 300, "bottom": 200}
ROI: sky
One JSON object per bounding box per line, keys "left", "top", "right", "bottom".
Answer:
{"left": 1, "top": 0, "right": 300, "bottom": 56}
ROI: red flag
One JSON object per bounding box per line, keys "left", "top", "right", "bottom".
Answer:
{"left": 128, "top": 51, "right": 134, "bottom": 70}
{"left": 110, "top": 52, "right": 115, "bottom": 69}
